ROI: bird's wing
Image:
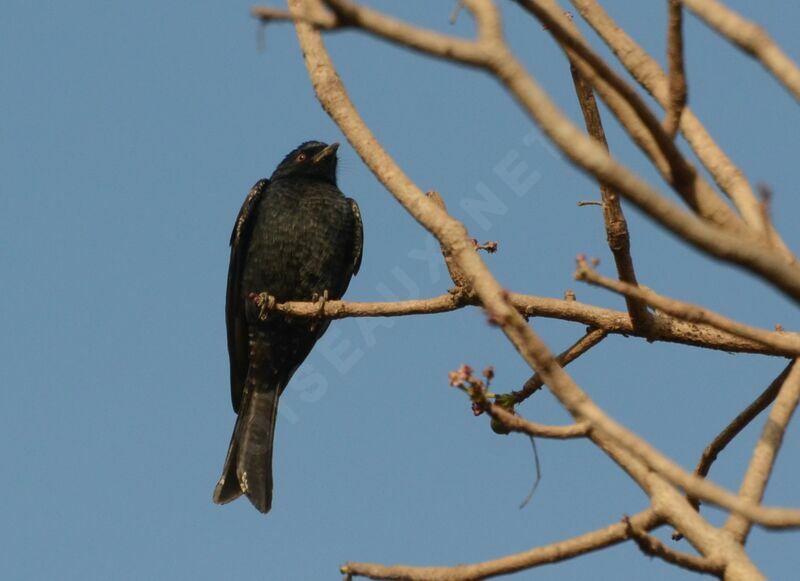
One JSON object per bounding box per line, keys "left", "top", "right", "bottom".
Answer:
{"left": 348, "top": 197, "right": 364, "bottom": 276}
{"left": 226, "top": 179, "right": 269, "bottom": 413}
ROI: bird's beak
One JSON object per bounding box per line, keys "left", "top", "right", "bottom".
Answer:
{"left": 312, "top": 142, "right": 339, "bottom": 164}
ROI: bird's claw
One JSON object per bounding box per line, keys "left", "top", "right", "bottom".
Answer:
{"left": 307, "top": 290, "right": 329, "bottom": 332}
{"left": 311, "top": 289, "right": 329, "bottom": 319}
{"left": 250, "top": 292, "right": 277, "bottom": 320}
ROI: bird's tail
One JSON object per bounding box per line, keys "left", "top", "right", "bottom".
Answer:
{"left": 212, "top": 384, "right": 280, "bottom": 513}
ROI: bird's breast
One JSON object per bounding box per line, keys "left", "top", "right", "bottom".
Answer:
{"left": 241, "top": 187, "right": 354, "bottom": 303}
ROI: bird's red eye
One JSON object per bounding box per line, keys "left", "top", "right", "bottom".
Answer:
{"left": 296, "top": 152, "right": 307, "bottom": 162}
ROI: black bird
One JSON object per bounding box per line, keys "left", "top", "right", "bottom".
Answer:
{"left": 213, "top": 141, "right": 363, "bottom": 513}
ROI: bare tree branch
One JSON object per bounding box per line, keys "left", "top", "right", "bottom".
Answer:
{"left": 569, "top": 0, "right": 782, "bottom": 244}
{"left": 725, "top": 359, "right": 800, "bottom": 543}
{"left": 316, "top": 0, "right": 487, "bottom": 63}
{"left": 487, "top": 405, "right": 591, "bottom": 439}
{"left": 513, "top": 327, "right": 608, "bottom": 404}
{"left": 515, "top": 0, "right": 748, "bottom": 237}
{"left": 625, "top": 516, "right": 724, "bottom": 576}
{"left": 341, "top": 510, "right": 662, "bottom": 581}
{"left": 260, "top": 290, "right": 793, "bottom": 357}
{"left": 676, "top": 362, "right": 797, "bottom": 537}
{"left": 681, "top": 0, "right": 800, "bottom": 102}
{"left": 426, "top": 191, "right": 473, "bottom": 292}
{"left": 259, "top": 0, "right": 798, "bottom": 289}
{"left": 252, "top": 3, "right": 337, "bottom": 28}
{"left": 568, "top": 63, "right": 651, "bottom": 329}
{"left": 264, "top": 293, "right": 464, "bottom": 319}
{"left": 664, "top": 0, "right": 687, "bottom": 136}
{"left": 507, "top": 291, "right": 793, "bottom": 357}
{"left": 256, "top": 2, "right": 800, "bottom": 577}
{"left": 290, "top": 0, "right": 800, "bottom": 532}
{"left": 574, "top": 258, "right": 800, "bottom": 356}
{"left": 591, "top": 427, "right": 762, "bottom": 579}
{"left": 318, "top": 0, "right": 800, "bottom": 304}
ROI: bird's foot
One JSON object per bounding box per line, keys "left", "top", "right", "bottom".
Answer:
{"left": 310, "top": 289, "right": 329, "bottom": 319}
{"left": 250, "top": 292, "right": 277, "bottom": 321}
{"left": 308, "top": 290, "right": 330, "bottom": 331}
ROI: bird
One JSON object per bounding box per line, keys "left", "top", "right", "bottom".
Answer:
{"left": 213, "top": 141, "right": 363, "bottom": 513}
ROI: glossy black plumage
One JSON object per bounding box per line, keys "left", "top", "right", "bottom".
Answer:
{"left": 213, "top": 141, "right": 362, "bottom": 513}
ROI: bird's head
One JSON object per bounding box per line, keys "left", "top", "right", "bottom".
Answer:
{"left": 270, "top": 141, "right": 340, "bottom": 184}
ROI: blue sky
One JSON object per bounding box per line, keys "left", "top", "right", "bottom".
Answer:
{"left": 2, "top": 1, "right": 798, "bottom": 579}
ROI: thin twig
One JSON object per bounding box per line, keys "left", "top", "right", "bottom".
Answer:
{"left": 449, "top": 0, "right": 465, "bottom": 24}
{"left": 694, "top": 362, "right": 794, "bottom": 498}
{"left": 673, "top": 362, "right": 796, "bottom": 540}
{"left": 512, "top": 327, "right": 608, "bottom": 404}
{"left": 664, "top": 0, "right": 687, "bottom": 136}
{"left": 625, "top": 517, "right": 725, "bottom": 576}
{"left": 252, "top": 3, "right": 338, "bottom": 28}
{"left": 568, "top": 63, "right": 651, "bottom": 330}
{"left": 488, "top": 404, "right": 591, "bottom": 439}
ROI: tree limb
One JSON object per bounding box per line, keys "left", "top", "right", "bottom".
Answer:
{"left": 681, "top": 0, "right": 800, "bottom": 102}
{"left": 341, "top": 509, "right": 661, "bottom": 580}
{"left": 569, "top": 0, "right": 784, "bottom": 246}
{"left": 319, "top": 0, "right": 800, "bottom": 304}
{"left": 487, "top": 404, "right": 591, "bottom": 439}
{"left": 672, "top": 361, "right": 796, "bottom": 541}
{"left": 575, "top": 258, "right": 800, "bottom": 356}
{"left": 725, "top": 359, "right": 800, "bottom": 543}
{"left": 513, "top": 327, "right": 608, "bottom": 404}
{"left": 568, "top": 63, "right": 651, "bottom": 329}
{"left": 664, "top": 0, "right": 687, "bottom": 136}
{"left": 625, "top": 516, "right": 724, "bottom": 576}
{"left": 514, "top": 0, "right": 747, "bottom": 236}
{"left": 260, "top": 291, "right": 794, "bottom": 358}
{"left": 291, "top": 0, "right": 800, "bottom": 532}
